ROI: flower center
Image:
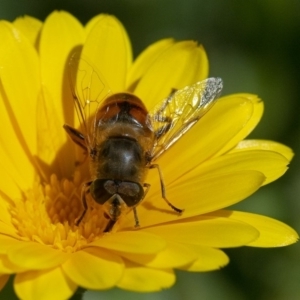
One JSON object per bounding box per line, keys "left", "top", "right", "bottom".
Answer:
{"left": 10, "top": 172, "right": 111, "bottom": 253}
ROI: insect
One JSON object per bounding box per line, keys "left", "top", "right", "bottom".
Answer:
{"left": 64, "top": 55, "right": 223, "bottom": 231}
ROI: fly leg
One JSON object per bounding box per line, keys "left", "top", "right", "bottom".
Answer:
{"left": 75, "top": 181, "right": 92, "bottom": 225}
{"left": 63, "top": 124, "right": 86, "bottom": 150}
{"left": 63, "top": 124, "right": 88, "bottom": 166}
{"left": 149, "top": 164, "right": 183, "bottom": 213}
{"left": 132, "top": 207, "right": 139, "bottom": 228}
{"left": 103, "top": 194, "right": 123, "bottom": 232}
{"left": 104, "top": 219, "right": 116, "bottom": 232}
{"left": 132, "top": 183, "right": 151, "bottom": 228}
{"left": 143, "top": 183, "right": 151, "bottom": 198}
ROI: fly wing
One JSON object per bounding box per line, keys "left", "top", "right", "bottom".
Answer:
{"left": 68, "top": 52, "right": 112, "bottom": 150}
{"left": 149, "top": 77, "right": 223, "bottom": 161}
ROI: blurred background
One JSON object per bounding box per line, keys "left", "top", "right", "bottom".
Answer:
{"left": 0, "top": 0, "right": 299, "bottom": 299}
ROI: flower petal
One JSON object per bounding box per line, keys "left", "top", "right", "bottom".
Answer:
{"left": 0, "top": 22, "right": 40, "bottom": 144}
{"left": 120, "top": 241, "right": 197, "bottom": 269}
{"left": 0, "top": 236, "right": 24, "bottom": 254}
{"left": 155, "top": 94, "right": 258, "bottom": 185}
{"left": 117, "top": 260, "right": 175, "bottom": 292}
{"left": 143, "top": 216, "right": 259, "bottom": 248}
{"left": 0, "top": 223, "right": 19, "bottom": 240}
{"left": 127, "top": 38, "right": 174, "bottom": 90}
{"left": 0, "top": 198, "right": 14, "bottom": 227}
{"left": 36, "top": 88, "right": 76, "bottom": 178}
{"left": 13, "top": 16, "right": 42, "bottom": 48}
{"left": 191, "top": 149, "right": 290, "bottom": 186}
{"left": 85, "top": 14, "right": 132, "bottom": 73}
{"left": 82, "top": 14, "right": 131, "bottom": 93}
{"left": 166, "top": 171, "right": 264, "bottom": 215}
{"left": 0, "top": 96, "right": 35, "bottom": 193}
{"left": 91, "top": 231, "right": 166, "bottom": 254}
{"left": 214, "top": 94, "right": 263, "bottom": 156}
{"left": 134, "top": 41, "right": 208, "bottom": 108}
{"left": 0, "top": 21, "right": 39, "bottom": 187}
{"left": 230, "top": 139, "right": 294, "bottom": 161}
{"left": 124, "top": 170, "right": 264, "bottom": 229}
{"left": 208, "top": 210, "right": 299, "bottom": 247}
{"left": 0, "top": 224, "right": 19, "bottom": 240}
{"left": 0, "top": 171, "right": 22, "bottom": 204}
{"left": 179, "top": 245, "right": 229, "bottom": 271}
{"left": 14, "top": 267, "right": 77, "bottom": 300}
{"left": 0, "top": 254, "right": 25, "bottom": 273}
{"left": 62, "top": 247, "right": 123, "bottom": 289}
{"left": 39, "top": 11, "right": 84, "bottom": 126}
{"left": 8, "top": 242, "right": 69, "bottom": 269}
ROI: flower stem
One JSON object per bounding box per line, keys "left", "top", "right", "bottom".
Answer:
{"left": 70, "top": 287, "right": 86, "bottom": 300}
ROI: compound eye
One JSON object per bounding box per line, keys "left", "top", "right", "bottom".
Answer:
{"left": 90, "top": 179, "right": 144, "bottom": 207}
{"left": 90, "top": 179, "right": 115, "bottom": 205}
{"left": 117, "top": 181, "right": 144, "bottom": 207}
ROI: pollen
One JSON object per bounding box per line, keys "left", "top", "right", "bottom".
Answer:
{"left": 9, "top": 172, "right": 110, "bottom": 252}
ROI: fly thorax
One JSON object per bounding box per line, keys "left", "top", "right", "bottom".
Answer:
{"left": 95, "top": 137, "right": 146, "bottom": 182}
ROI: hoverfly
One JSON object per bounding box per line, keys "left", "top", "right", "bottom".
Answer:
{"left": 64, "top": 54, "right": 223, "bottom": 232}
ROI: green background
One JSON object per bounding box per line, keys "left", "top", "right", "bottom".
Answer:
{"left": 1, "top": 0, "right": 300, "bottom": 299}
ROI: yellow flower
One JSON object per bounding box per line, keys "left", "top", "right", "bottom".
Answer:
{"left": 0, "top": 11, "right": 297, "bottom": 300}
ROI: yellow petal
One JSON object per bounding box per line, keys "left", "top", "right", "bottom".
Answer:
{"left": 84, "top": 14, "right": 103, "bottom": 34}
{"left": 14, "top": 267, "right": 77, "bottom": 300}
{"left": 208, "top": 210, "right": 299, "bottom": 247}
{"left": 192, "top": 149, "right": 290, "bottom": 186}
{"left": 0, "top": 197, "right": 14, "bottom": 227}
{"left": 134, "top": 41, "right": 208, "bottom": 108}
{"left": 0, "top": 169, "right": 22, "bottom": 201}
{"left": 0, "top": 33, "right": 39, "bottom": 152}
{"left": 62, "top": 247, "right": 123, "bottom": 289}
{"left": 167, "top": 171, "right": 264, "bottom": 214}
{"left": 0, "top": 200, "right": 15, "bottom": 234}
{"left": 0, "top": 21, "right": 40, "bottom": 161}
{"left": 120, "top": 241, "right": 197, "bottom": 268}
{"left": 85, "top": 14, "right": 132, "bottom": 70}
{"left": 0, "top": 254, "right": 25, "bottom": 273}
{"left": 117, "top": 260, "right": 175, "bottom": 292}
{"left": 127, "top": 38, "right": 175, "bottom": 90}
{"left": 0, "top": 93, "right": 35, "bottom": 193}
{"left": 214, "top": 94, "right": 264, "bottom": 156}
{"left": 0, "top": 21, "right": 39, "bottom": 121}
{"left": 230, "top": 139, "right": 294, "bottom": 161}
{"left": 0, "top": 219, "right": 19, "bottom": 238}
{"left": 13, "top": 15, "right": 42, "bottom": 48}
{"left": 143, "top": 216, "right": 259, "bottom": 248}
{"left": 36, "top": 88, "right": 75, "bottom": 178}
{"left": 39, "top": 11, "right": 84, "bottom": 126}
{"left": 8, "top": 242, "right": 69, "bottom": 269}
{"left": 82, "top": 14, "right": 131, "bottom": 94}
{"left": 179, "top": 245, "right": 229, "bottom": 271}
{"left": 0, "top": 236, "right": 26, "bottom": 254}
{"left": 91, "top": 231, "right": 166, "bottom": 254}
{"left": 0, "top": 275, "right": 9, "bottom": 291}
{"left": 125, "top": 170, "right": 264, "bottom": 229}
{"left": 85, "top": 14, "right": 132, "bottom": 73}
{"left": 155, "top": 94, "right": 257, "bottom": 185}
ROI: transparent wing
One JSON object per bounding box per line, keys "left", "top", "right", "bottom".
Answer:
{"left": 149, "top": 77, "right": 223, "bottom": 161}
{"left": 68, "top": 52, "right": 113, "bottom": 149}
